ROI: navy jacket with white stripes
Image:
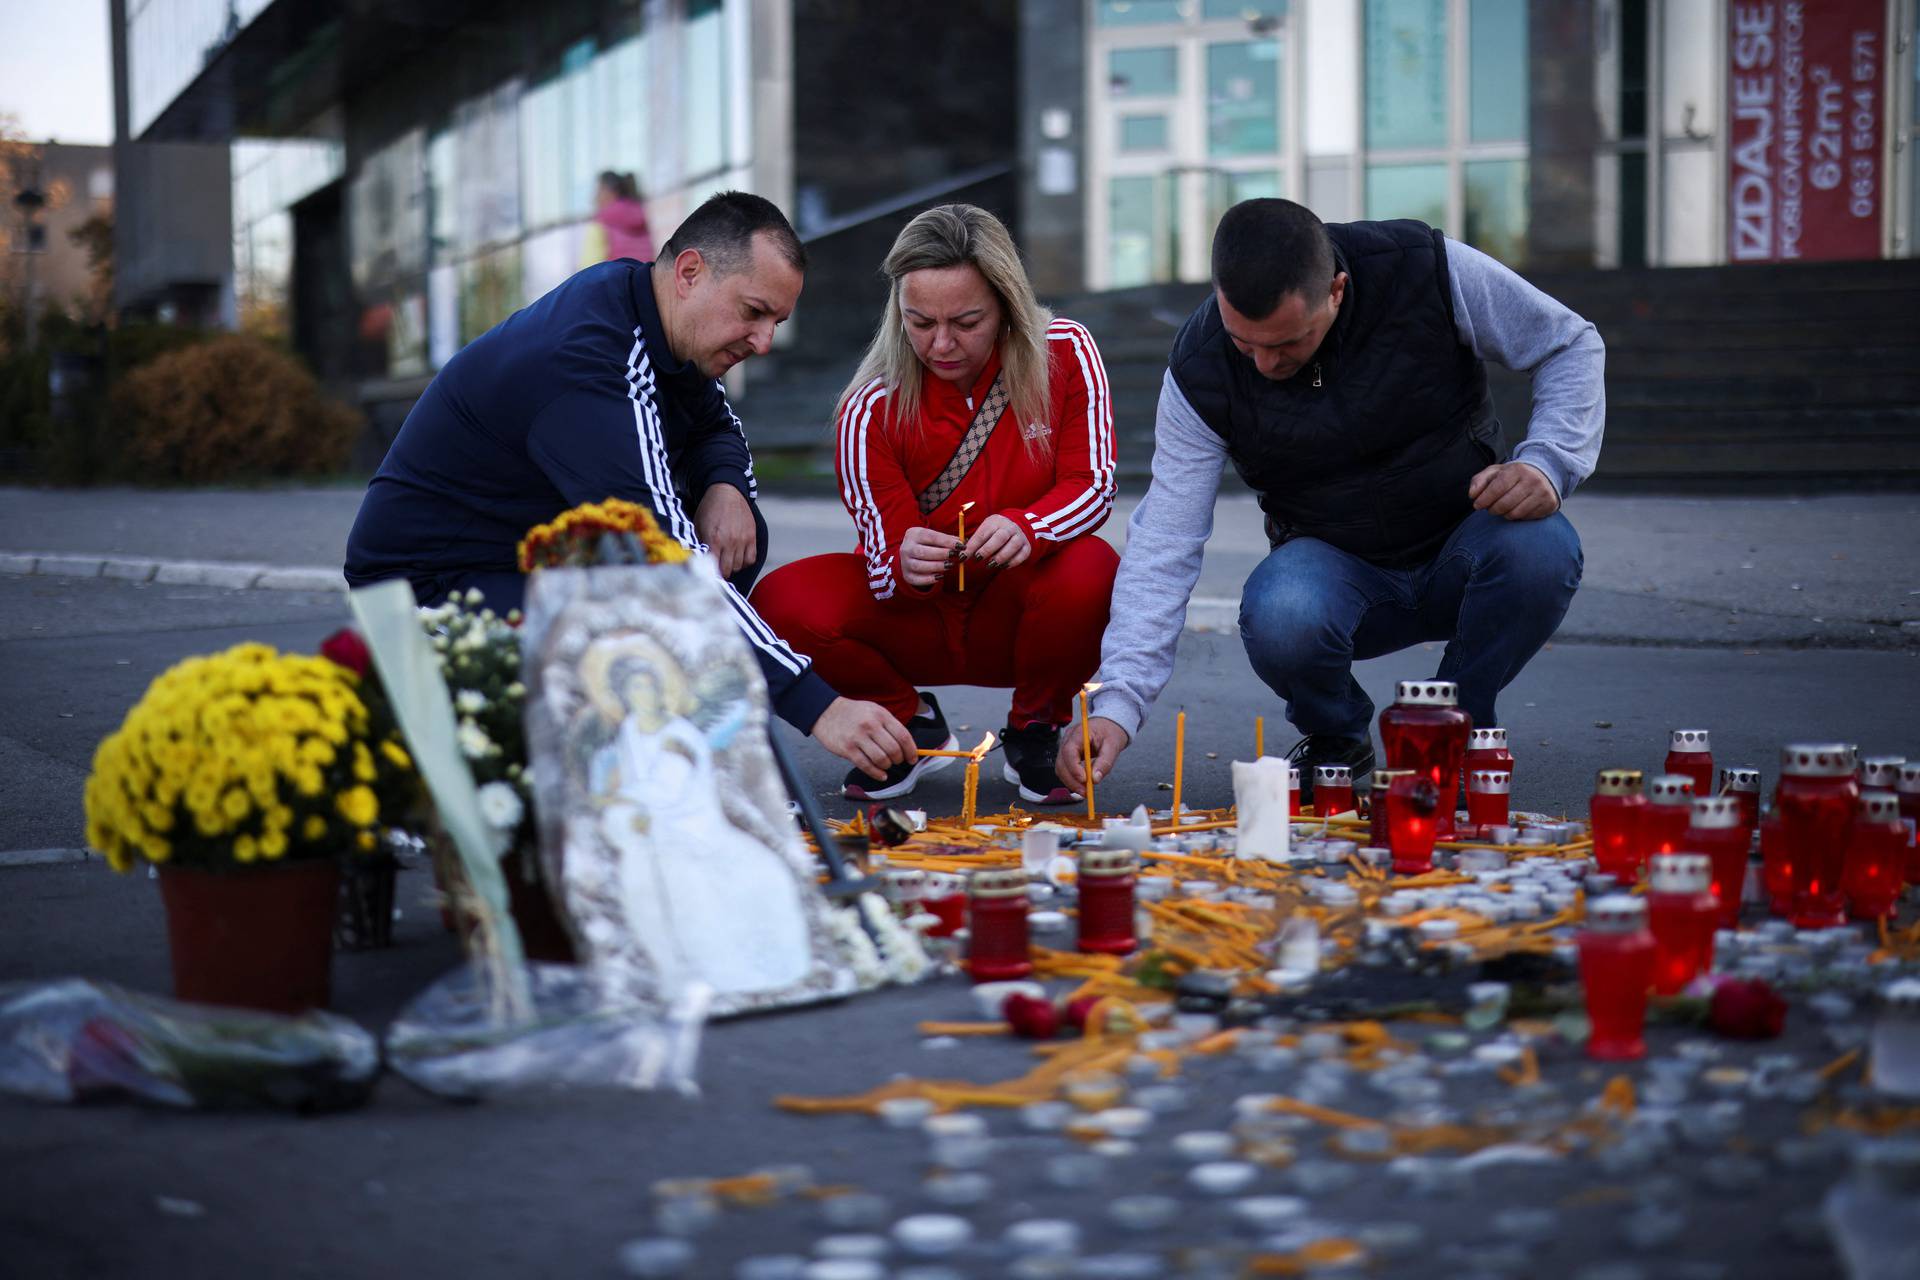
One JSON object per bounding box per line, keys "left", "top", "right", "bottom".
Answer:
{"left": 344, "top": 259, "right": 838, "bottom": 731}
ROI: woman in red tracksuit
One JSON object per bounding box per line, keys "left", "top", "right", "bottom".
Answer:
{"left": 752, "top": 204, "right": 1118, "bottom": 804}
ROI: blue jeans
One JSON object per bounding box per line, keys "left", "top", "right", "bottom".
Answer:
{"left": 1238, "top": 509, "right": 1583, "bottom": 739}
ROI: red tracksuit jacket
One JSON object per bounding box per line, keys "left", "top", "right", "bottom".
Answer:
{"left": 836, "top": 317, "right": 1116, "bottom": 601}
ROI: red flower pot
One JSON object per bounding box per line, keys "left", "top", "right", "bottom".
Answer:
{"left": 157, "top": 859, "right": 341, "bottom": 1014}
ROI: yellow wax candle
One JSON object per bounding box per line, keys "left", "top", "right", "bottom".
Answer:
{"left": 956, "top": 501, "right": 976, "bottom": 591}
{"left": 1171, "top": 709, "right": 1186, "bottom": 828}
{"left": 1080, "top": 683, "right": 1099, "bottom": 819}
{"left": 1255, "top": 715, "right": 1265, "bottom": 760}
{"left": 963, "top": 759, "right": 979, "bottom": 828}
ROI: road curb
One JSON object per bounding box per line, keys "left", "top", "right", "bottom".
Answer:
{"left": 2, "top": 553, "right": 344, "bottom": 594}
{"left": 0, "top": 848, "right": 93, "bottom": 868}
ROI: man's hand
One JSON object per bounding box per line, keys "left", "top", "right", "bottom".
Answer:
{"left": 1468, "top": 462, "right": 1559, "bottom": 521}
{"left": 1057, "top": 716, "right": 1130, "bottom": 793}
{"left": 899, "top": 526, "right": 962, "bottom": 588}
{"left": 963, "top": 513, "right": 1031, "bottom": 572}
{"left": 694, "top": 484, "right": 758, "bottom": 578}
{"left": 811, "top": 697, "right": 917, "bottom": 781}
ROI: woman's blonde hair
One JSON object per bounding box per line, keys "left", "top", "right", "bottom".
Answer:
{"left": 835, "top": 204, "right": 1052, "bottom": 446}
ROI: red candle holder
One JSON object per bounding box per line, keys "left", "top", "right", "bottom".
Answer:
{"left": 1385, "top": 774, "right": 1442, "bottom": 875}
{"left": 1286, "top": 766, "right": 1302, "bottom": 817}
{"left": 1076, "top": 849, "right": 1139, "bottom": 955}
{"left": 1844, "top": 791, "right": 1907, "bottom": 922}
{"left": 1642, "top": 774, "right": 1697, "bottom": 862}
{"left": 1664, "top": 729, "right": 1715, "bottom": 801}
{"left": 1590, "top": 768, "right": 1649, "bottom": 882}
{"left": 1717, "top": 766, "right": 1762, "bottom": 834}
{"left": 1466, "top": 727, "right": 1514, "bottom": 781}
{"left": 1312, "top": 765, "right": 1356, "bottom": 819}
{"left": 1466, "top": 769, "right": 1511, "bottom": 830}
{"left": 1579, "top": 895, "right": 1657, "bottom": 1061}
{"left": 1688, "top": 796, "right": 1752, "bottom": 929}
{"left": 1647, "top": 853, "right": 1719, "bottom": 995}
{"left": 965, "top": 869, "right": 1033, "bottom": 981}
{"left": 1378, "top": 681, "right": 1471, "bottom": 839}
{"left": 1369, "top": 769, "right": 1415, "bottom": 851}
{"left": 1778, "top": 743, "right": 1862, "bottom": 929}
{"left": 1899, "top": 763, "right": 1920, "bottom": 885}
{"left": 1759, "top": 813, "right": 1794, "bottom": 916}
{"left": 922, "top": 872, "right": 967, "bottom": 937}
{"left": 1858, "top": 755, "right": 1906, "bottom": 792}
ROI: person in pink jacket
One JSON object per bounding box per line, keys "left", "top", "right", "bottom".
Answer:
{"left": 591, "top": 171, "right": 655, "bottom": 263}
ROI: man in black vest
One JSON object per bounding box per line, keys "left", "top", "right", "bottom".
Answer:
{"left": 1061, "top": 199, "right": 1602, "bottom": 800}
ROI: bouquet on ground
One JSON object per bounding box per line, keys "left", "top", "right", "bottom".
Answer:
{"left": 84, "top": 641, "right": 415, "bottom": 871}
{"left": 416, "top": 591, "right": 533, "bottom": 848}
{"left": 517, "top": 496, "right": 690, "bottom": 571}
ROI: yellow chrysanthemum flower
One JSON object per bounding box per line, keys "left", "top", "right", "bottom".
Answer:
{"left": 302, "top": 815, "right": 327, "bottom": 841}
{"left": 335, "top": 786, "right": 379, "bottom": 827}
{"left": 380, "top": 740, "right": 412, "bottom": 770}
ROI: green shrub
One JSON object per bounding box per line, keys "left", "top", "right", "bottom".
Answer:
{"left": 112, "top": 333, "right": 363, "bottom": 483}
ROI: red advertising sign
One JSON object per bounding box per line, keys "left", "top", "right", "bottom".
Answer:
{"left": 1727, "top": 1, "right": 1886, "bottom": 262}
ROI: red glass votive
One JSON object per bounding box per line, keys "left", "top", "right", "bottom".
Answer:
{"left": 1590, "top": 768, "right": 1649, "bottom": 882}
{"left": 1579, "top": 895, "right": 1657, "bottom": 1061}
{"left": 1369, "top": 770, "right": 1414, "bottom": 851}
{"left": 1664, "top": 729, "right": 1715, "bottom": 801}
{"left": 1844, "top": 791, "right": 1907, "bottom": 922}
{"left": 1717, "top": 766, "right": 1762, "bottom": 834}
{"left": 966, "top": 869, "right": 1033, "bottom": 981}
{"left": 1759, "top": 813, "right": 1793, "bottom": 916}
{"left": 1778, "top": 743, "right": 1862, "bottom": 929}
{"left": 1858, "top": 755, "right": 1906, "bottom": 792}
{"left": 1641, "top": 775, "right": 1697, "bottom": 861}
{"left": 1313, "top": 765, "right": 1356, "bottom": 819}
{"left": 1076, "top": 849, "right": 1138, "bottom": 955}
{"left": 1466, "top": 727, "right": 1514, "bottom": 781}
{"left": 1286, "top": 767, "right": 1302, "bottom": 817}
{"left": 1687, "top": 796, "right": 1752, "bottom": 930}
{"left": 1386, "top": 774, "right": 1442, "bottom": 875}
{"left": 922, "top": 873, "right": 967, "bottom": 937}
{"left": 1378, "top": 681, "right": 1471, "bottom": 840}
{"left": 1894, "top": 763, "right": 1920, "bottom": 884}
{"left": 1647, "top": 853, "right": 1719, "bottom": 995}
{"left": 1466, "top": 769, "right": 1511, "bottom": 830}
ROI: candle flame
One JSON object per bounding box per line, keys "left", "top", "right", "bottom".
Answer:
{"left": 1081, "top": 681, "right": 1103, "bottom": 695}
{"left": 960, "top": 501, "right": 977, "bottom": 512}
{"left": 971, "top": 731, "right": 997, "bottom": 759}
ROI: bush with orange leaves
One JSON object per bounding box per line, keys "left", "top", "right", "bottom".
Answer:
{"left": 111, "top": 333, "right": 364, "bottom": 482}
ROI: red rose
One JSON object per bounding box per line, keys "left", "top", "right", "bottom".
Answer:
{"left": 1002, "top": 993, "right": 1060, "bottom": 1040}
{"left": 1708, "top": 977, "right": 1788, "bottom": 1039}
{"left": 1061, "top": 995, "right": 1103, "bottom": 1032}
{"left": 319, "top": 628, "right": 372, "bottom": 677}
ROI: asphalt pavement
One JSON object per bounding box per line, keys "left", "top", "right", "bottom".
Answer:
{"left": 2, "top": 483, "right": 1919, "bottom": 1278}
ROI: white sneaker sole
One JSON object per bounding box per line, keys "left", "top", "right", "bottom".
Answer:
{"left": 1002, "top": 761, "right": 1078, "bottom": 806}
{"left": 844, "top": 735, "right": 958, "bottom": 801}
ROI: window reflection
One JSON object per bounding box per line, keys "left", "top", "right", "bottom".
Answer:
{"left": 1365, "top": 0, "right": 1449, "bottom": 150}
{"left": 1207, "top": 39, "right": 1281, "bottom": 157}
{"left": 1110, "top": 47, "right": 1180, "bottom": 97}
{"left": 1463, "top": 158, "right": 1527, "bottom": 265}
{"left": 1468, "top": 0, "right": 1527, "bottom": 143}
{"left": 1366, "top": 161, "right": 1448, "bottom": 226}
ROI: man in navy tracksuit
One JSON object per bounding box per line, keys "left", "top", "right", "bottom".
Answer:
{"left": 345, "top": 192, "right": 916, "bottom": 780}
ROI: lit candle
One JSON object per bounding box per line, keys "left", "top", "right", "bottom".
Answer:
{"left": 1171, "top": 709, "right": 1186, "bottom": 829}
{"left": 1254, "top": 716, "right": 1264, "bottom": 760}
{"left": 956, "top": 501, "right": 976, "bottom": 592}
{"left": 1080, "top": 682, "right": 1100, "bottom": 820}
{"left": 961, "top": 730, "right": 995, "bottom": 829}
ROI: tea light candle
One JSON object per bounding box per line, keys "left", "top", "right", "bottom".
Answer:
{"left": 1188, "top": 1161, "right": 1259, "bottom": 1196}
{"left": 891, "top": 1214, "right": 973, "bottom": 1257}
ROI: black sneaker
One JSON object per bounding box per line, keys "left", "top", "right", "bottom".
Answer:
{"left": 1285, "top": 733, "right": 1376, "bottom": 805}
{"left": 842, "top": 691, "right": 957, "bottom": 801}
{"left": 1000, "top": 721, "right": 1075, "bottom": 806}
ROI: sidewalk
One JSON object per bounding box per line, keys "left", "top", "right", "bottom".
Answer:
{"left": 3, "top": 485, "right": 1915, "bottom": 648}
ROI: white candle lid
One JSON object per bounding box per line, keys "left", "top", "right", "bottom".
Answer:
{"left": 1669, "top": 729, "right": 1711, "bottom": 752}
{"left": 1649, "top": 852, "right": 1711, "bottom": 894}
{"left": 1647, "top": 774, "right": 1696, "bottom": 804}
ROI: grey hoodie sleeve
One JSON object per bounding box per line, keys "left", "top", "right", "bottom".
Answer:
{"left": 1444, "top": 238, "right": 1606, "bottom": 499}
{"left": 1088, "top": 370, "right": 1226, "bottom": 739}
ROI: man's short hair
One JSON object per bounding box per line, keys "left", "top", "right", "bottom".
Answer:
{"left": 661, "top": 191, "right": 807, "bottom": 277}
{"left": 1211, "top": 198, "right": 1335, "bottom": 320}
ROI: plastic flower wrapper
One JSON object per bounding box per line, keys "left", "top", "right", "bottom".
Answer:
{"left": 0, "top": 979, "right": 377, "bottom": 1111}
{"left": 384, "top": 964, "right": 708, "bottom": 1099}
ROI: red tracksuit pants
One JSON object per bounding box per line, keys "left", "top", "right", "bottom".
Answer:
{"left": 751, "top": 537, "right": 1119, "bottom": 729}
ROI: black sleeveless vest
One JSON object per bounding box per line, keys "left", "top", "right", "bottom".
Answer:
{"left": 1168, "top": 220, "right": 1501, "bottom": 567}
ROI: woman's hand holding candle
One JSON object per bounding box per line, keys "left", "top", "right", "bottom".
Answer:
{"left": 899, "top": 526, "right": 965, "bottom": 588}
{"left": 961, "top": 513, "right": 1032, "bottom": 571}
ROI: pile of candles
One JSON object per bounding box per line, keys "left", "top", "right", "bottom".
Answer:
{"left": 1575, "top": 731, "right": 1920, "bottom": 1060}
